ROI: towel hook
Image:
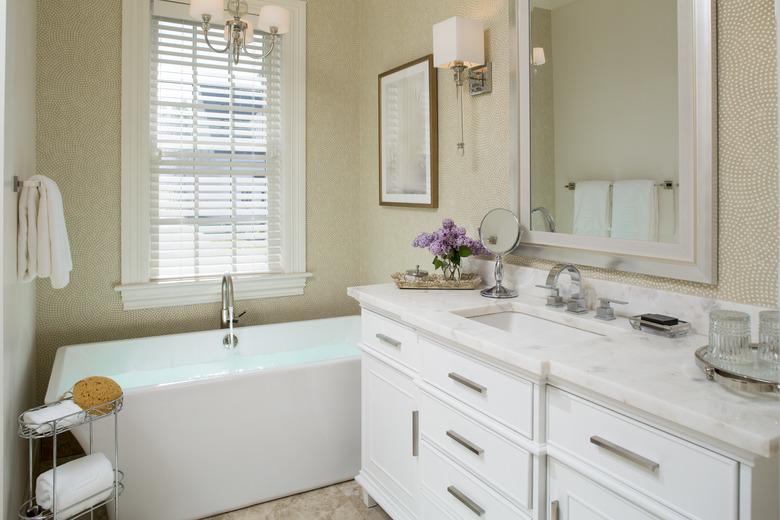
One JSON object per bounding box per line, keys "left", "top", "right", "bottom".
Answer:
{"left": 12, "top": 176, "right": 40, "bottom": 193}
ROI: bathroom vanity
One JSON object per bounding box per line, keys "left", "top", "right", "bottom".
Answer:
{"left": 349, "top": 284, "right": 780, "bottom": 520}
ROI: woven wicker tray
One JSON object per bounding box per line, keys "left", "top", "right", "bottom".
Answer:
{"left": 391, "top": 272, "right": 482, "bottom": 290}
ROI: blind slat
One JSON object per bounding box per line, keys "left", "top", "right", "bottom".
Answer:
{"left": 150, "top": 16, "right": 283, "bottom": 280}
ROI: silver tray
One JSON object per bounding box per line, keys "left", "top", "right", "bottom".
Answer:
{"left": 694, "top": 346, "right": 780, "bottom": 395}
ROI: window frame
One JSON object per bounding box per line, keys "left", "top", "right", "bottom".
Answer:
{"left": 118, "top": 0, "right": 308, "bottom": 310}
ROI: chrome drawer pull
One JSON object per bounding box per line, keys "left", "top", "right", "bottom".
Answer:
{"left": 446, "top": 430, "right": 484, "bottom": 456}
{"left": 375, "top": 333, "right": 401, "bottom": 348}
{"left": 447, "top": 372, "right": 487, "bottom": 394}
{"left": 412, "top": 411, "right": 419, "bottom": 457}
{"left": 590, "top": 435, "right": 660, "bottom": 472}
{"left": 551, "top": 499, "right": 560, "bottom": 520}
{"left": 447, "top": 485, "right": 485, "bottom": 516}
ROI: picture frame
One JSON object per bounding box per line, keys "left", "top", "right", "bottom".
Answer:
{"left": 378, "top": 55, "right": 438, "bottom": 207}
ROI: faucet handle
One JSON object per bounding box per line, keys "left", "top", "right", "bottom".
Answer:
{"left": 536, "top": 284, "right": 565, "bottom": 307}
{"left": 595, "top": 298, "right": 628, "bottom": 321}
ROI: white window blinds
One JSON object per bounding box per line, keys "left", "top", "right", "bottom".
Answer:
{"left": 150, "top": 16, "right": 282, "bottom": 280}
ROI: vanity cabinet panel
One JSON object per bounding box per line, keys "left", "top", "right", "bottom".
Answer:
{"left": 362, "top": 353, "right": 419, "bottom": 518}
{"left": 547, "top": 387, "right": 738, "bottom": 520}
{"left": 548, "top": 459, "right": 669, "bottom": 520}
{"left": 362, "top": 310, "right": 420, "bottom": 370}
{"left": 419, "top": 391, "right": 533, "bottom": 510}
{"left": 420, "top": 442, "right": 531, "bottom": 520}
{"left": 420, "top": 337, "right": 535, "bottom": 438}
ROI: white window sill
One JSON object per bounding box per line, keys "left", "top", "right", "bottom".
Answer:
{"left": 115, "top": 273, "right": 312, "bottom": 310}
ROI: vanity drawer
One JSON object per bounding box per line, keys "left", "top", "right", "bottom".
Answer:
{"left": 421, "top": 338, "right": 534, "bottom": 438}
{"left": 547, "top": 387, "right": 738, "bottom": 520}
{"left": 420, "top": 442, "right": 530, "bottom": 520}
{"left": 420, "top": 391, "right": 532, "bottom": 510}
{"left": 361, "top": 310, "right": 419, "bottom": 370}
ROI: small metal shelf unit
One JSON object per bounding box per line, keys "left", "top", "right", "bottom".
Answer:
{"left": 17, "top": 394, "right": 124, "bottom": 519}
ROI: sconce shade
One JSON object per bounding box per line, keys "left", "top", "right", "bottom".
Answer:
{"left": 189, "top": 0, "right": 223, "bottom": 21}
{"left": 432, "top": 16, "right": 484, "bottom": 69}
{"left": 258, "top": 5, "right": 291, "bottom": 35}
{"left": 532, "top": 47, "right": 546, "bottom": 66}
{"left": 225, "top": 17, "right": 255, "bottom": 44}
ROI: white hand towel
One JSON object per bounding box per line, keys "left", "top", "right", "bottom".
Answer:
{"left": 572, "top": 181, "right": 611, "bottom": 237}
{"left": 17, "top": 184, "right": 38, "bottom": 281}
{"left": 611, "top": 180, "right": 659, "bottom": 241}
{"left": 22, "top": 400, "right": 85, "bottom": 434}
{"left": 16, "top": 175, "right": 72, "bottom": 288}
{"left": 36, "top": 453, "right": 114, "bottom": 519}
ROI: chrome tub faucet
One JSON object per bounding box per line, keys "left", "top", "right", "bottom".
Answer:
{"left": 221, "top": 273, "right": 241, "bottom": 348}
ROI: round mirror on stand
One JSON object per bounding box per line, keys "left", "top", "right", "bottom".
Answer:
{"left": 479, "top": 208, "right": 523, "bottom": 299}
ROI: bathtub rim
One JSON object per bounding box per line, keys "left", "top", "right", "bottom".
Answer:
{"left": 45, "top": 314, "right": 361, "bottom": 403}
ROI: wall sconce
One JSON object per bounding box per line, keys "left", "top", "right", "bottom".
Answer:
{"left": 433, "top": 16, "right": 492, "bottom": 156}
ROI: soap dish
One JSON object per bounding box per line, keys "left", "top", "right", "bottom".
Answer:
{"left": 628, "top": 315, "right": 691, "bottom": 338}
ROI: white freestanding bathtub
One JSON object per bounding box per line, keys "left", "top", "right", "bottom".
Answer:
{"left": 45, "top": 316, "right": 361, "bottom": 520}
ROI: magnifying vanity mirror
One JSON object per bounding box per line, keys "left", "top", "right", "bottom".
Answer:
{"left": 510, "top": 0, "right": 717, "bottom": 283}
{"left": 479, "top": 208, "right": 523, "bottom": 298}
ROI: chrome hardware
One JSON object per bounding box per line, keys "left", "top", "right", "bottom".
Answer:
{"left": 565, "top": 180, "right": 677, "bottom": 191}
{"left": 447, "top": 486, "right": 485, "bottom": 516}
{"left": 595, "top": 298, "right": 628, "bottom": 321}
{"left": 376, "top": 333, "right": 401, "bottom": 348}
{"left": 531, "top": 206, "right": 556, "bottom": 232}
{"left": 448, "top": 372, "right": 487, "bottom": 394}
{"left": 412, "top": 411, "right": 419, "bottom": 457}
{"left": 545, "top": 263, "right": 588, "bottom": 314}
{"left": 446, "top": 430, "right": 484, "bottom": 456}
{"left": 536, "top": 284, "right": 565, "bottom": 307}
{"left": 590, "top": 435, "right": 659, "bottom": 472}
{"left": 221, "top": 274, "right": 240, "bottom": 349}
{"left": 551, "top": 500, "right": 560, "bottom": 520}
{"left": 13, "top": 176, "right": 41, "bottom": 193}
{"left": 695, "top": 346, "right": 780, "bottom": 394}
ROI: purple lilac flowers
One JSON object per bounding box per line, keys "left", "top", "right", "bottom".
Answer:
{"left": 412, "top": 218, "right": 488, "bottom": 279}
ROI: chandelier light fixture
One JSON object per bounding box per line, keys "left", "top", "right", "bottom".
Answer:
{"left": 189, "top": 0, "right": 291, "bottom": 64}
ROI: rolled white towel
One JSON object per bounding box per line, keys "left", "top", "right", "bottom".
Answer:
{"left": 36, "top": 453, "right": 114, "bottom": 519}
{"left": 23, "top": 400, "right": 85, "bottom": 434}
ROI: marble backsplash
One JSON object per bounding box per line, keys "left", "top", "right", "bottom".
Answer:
{"left": 470, "top": 258, "right": 775, "bottom": 339}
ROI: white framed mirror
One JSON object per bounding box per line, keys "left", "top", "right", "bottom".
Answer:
{"left": 509, "top": 0, "right": 717, "bottom": 283}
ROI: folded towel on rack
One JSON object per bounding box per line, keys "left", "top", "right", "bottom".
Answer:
{"left": 572, "top": 181, "right": 611, "bottom": 237}
{"left": 36, "top": 453, "right": 114, "bottom": 519}
{"left": 17, "top": 175, "right": 72, "bottom": 288}
{"left": 611, "top": 180, "right": 659, "bottom": 241}
{"left": 22, "top": 400, "right": 85, "bottom": 435}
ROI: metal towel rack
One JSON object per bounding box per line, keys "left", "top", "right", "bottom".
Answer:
{"left": 564, "top": 180, "right": 677, "bottom": 191}
{"left": 13, "top": 175, "right": 40, "bottom": 193}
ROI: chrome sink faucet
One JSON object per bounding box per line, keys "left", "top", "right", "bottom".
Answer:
{"left": 221, "top": 273, "right": 240, "bottom": 348}
{"left": 536, "top": 263, "right": 588, "bottom": 314}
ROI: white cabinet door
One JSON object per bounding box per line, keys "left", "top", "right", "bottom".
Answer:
{"left": 548, "top": 459, "right": 671, "bottom": 520}
{"left": 362, "top": 353, "right": 419, "bottom": 518}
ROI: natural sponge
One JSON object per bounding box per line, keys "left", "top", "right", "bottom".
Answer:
{"left": 72, "top": 376, "right": 123, "bottom": 415}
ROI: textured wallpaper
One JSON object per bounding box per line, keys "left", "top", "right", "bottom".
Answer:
{"left": 34, "top": 0, "right": 362, "bottom": 397}
{"left": 357, "top": 0, "right": 779, "bottom": 307}
{"left": 34, "top": 0, "right": 778, "bottom": 397}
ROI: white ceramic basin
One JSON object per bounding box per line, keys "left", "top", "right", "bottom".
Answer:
{"left": 452, "top": 301, "right": 624, "bottom": 347}
{"left": 469, "top": 311, "right": 603, "bottom": 344}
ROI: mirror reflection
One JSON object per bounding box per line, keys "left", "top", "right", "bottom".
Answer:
{"left": 530, "top": 0, "right": 679, "bottom": 243}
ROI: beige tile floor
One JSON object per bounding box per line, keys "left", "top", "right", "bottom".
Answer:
{"left": 206, "top": 480, "right": 391, "bottom": 520}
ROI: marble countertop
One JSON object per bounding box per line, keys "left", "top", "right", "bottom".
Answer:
{"left": 348, "top": 283, "right": 780, "bottom": 458}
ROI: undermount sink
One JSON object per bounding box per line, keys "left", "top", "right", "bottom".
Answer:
{"left": 453, "top": 302, "right": 621, "bottom": 346}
